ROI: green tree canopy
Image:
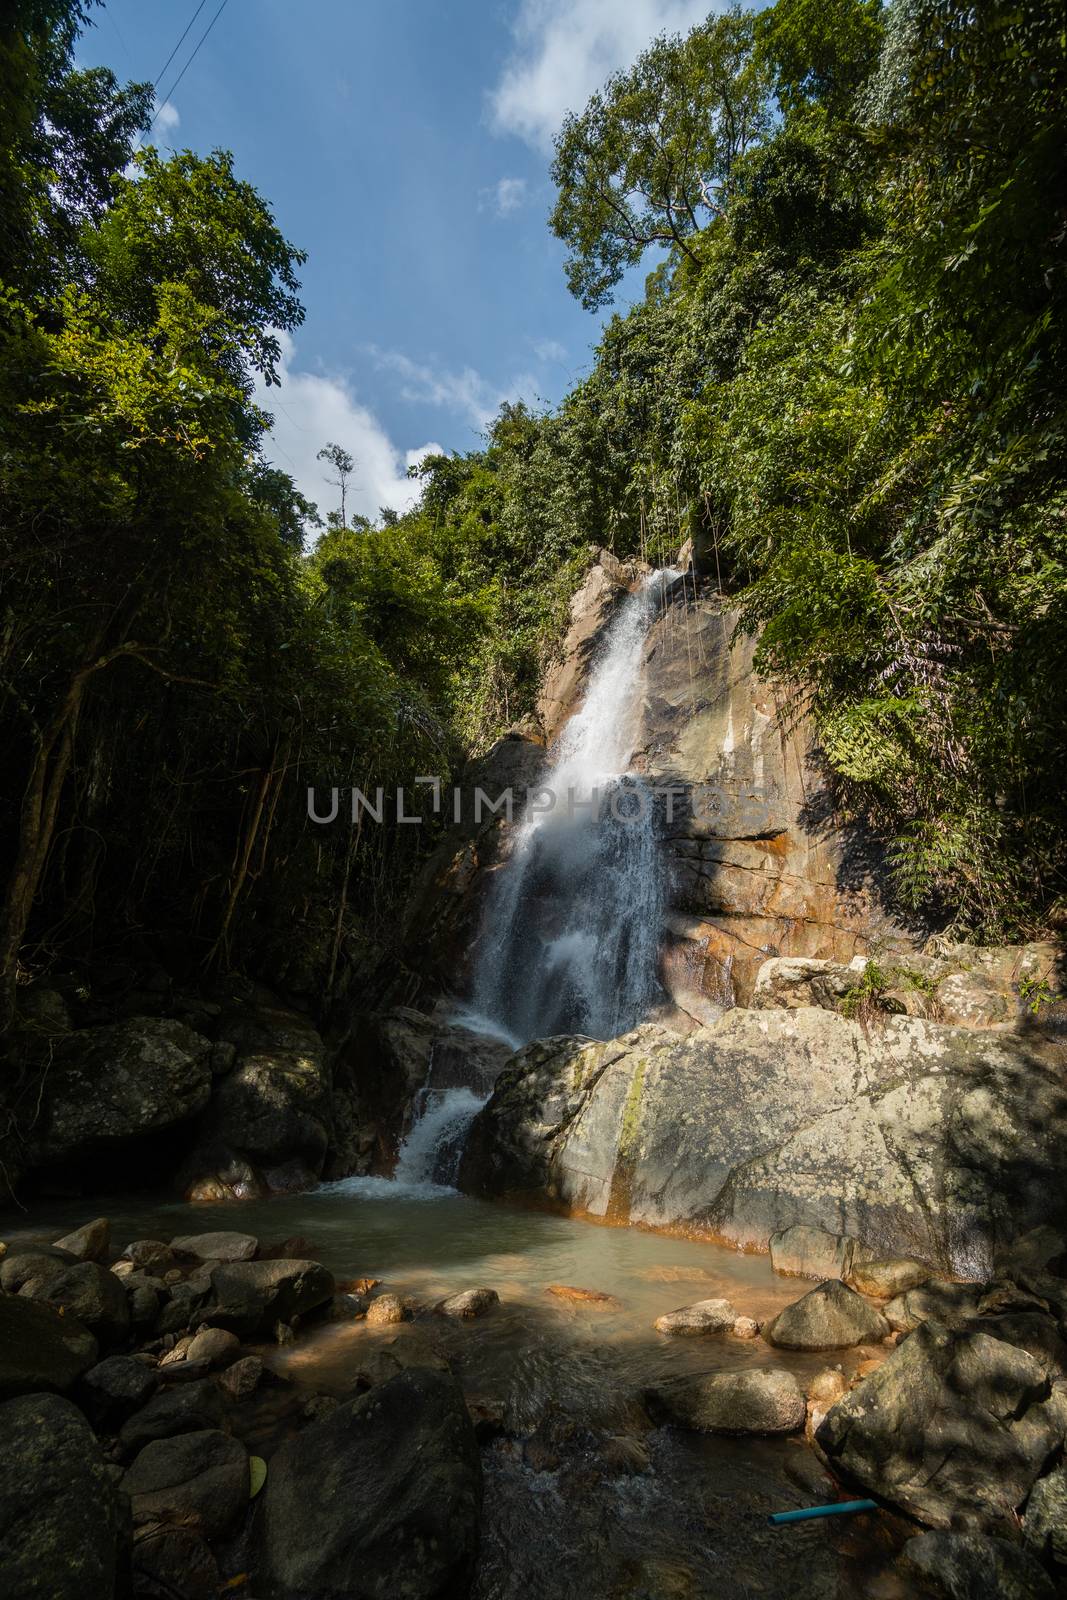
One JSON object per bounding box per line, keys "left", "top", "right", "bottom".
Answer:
{"left": 550, "top": 6, "right": 770, "bottom": 308}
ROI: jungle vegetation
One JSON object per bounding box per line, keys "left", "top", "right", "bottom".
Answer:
{"left": 0, "top": 0, "right": 1063, "bottom": 1026}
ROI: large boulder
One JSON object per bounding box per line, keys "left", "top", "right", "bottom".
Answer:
{"left": 976, "top": 1312, "right": 1067, "bottom": 1381}
{"left": 846, "top": 1257, "right": 932, "bottom": 1298}
{"left": 28, "top": 1017, "right": 213, "bottom": 1179}
{"left": 816, "top": 1320, "right": 1067, "bottom": 1532}
{"left": 118, "top": 1376, "right": 225, "bottom": 1459}
{"left": 769, "top": 1224, "right": 863, "bottom": 1281}
{"left": 902, "top": 1531, "right": 1056, "bottom": 1599}
{"left": 0, "top": 1393, "right": 128, "bottom": 1599}
{"left": 884, "top": 1281, "right": 982, "bottom": 1332}
{"left": 124, "top": 1429, "right": 248, "bottom": 1541}
{"left": 185, "top": 1327, "right": 240, "bottom": 1368}
{"left": 37, "top": 1260, "right": 130, "bottom": 1347}
{"left": 178, "top": 1000, "right": 331, "bottom": 1200}
{"left": 753, "top": 957, "right": 869, "bottom": 1011}
{"left": 0, "top": 1295, "right": 98, "bottom": 1399}
{"left": 1, "top": 1246, "right": 77, "bottom": 1294}
{"left": 764, "top": 1281, "right": 890, "bottom": 1351}
{"left": 936, "top": 972, "right": 1014, "bottom": 1028}
{"left": 205, "top": 1258, "right": 334, "bottom": 1336}
{"left": 646, "top": 1369, "right": 806, "bottom": 1435}
{"left": 459, "top": 1007, "right": 1067, "bottom": 1274}
{"left": 77, "top": 1355, "right": 159, "bottom": 1430}
{"left": 256, "top": 1368, "right": 482, "bottom": 1599}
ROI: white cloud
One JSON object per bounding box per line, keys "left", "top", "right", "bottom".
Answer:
{"left": 405, "top": 443, "right": 444, "bottom": 473}
{"left": 154, "top": 99, "right": 180, "bottom": 136}
{"left": 532, "top": 337, "right": 569, "bottom": 364}
{"left": 368, "top": 347, "right": 540, "bottom": 434}
{"left": 479, "top": 175, "right": 528, "bottom": 216}
{"left": 489, "top": 0, "right": 715, "bottom": 152}
{"left": 255, "top": 333, "right": 442, "bottom": 527}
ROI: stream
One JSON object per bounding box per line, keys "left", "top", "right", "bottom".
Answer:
{"left": 5, "top": 1174, "right": 926, "bottom": 1600}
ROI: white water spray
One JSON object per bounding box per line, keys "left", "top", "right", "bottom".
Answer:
{"left": 392, "top": 1086, "right": 487, "bottom": 1187}
{"left": 390, "top": 568, "right": 674, "bottom": 1187}
{"left": 468, "top": 569, "right": 675, "bottom": 1045}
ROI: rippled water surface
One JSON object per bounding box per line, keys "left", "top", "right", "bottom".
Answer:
{"left": 3, "top": 1181, "right": 930, "bottom": 1599}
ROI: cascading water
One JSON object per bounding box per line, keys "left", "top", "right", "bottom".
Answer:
{"left": 392, "top": 1085, "right": 487, "bottom": 1187}
{"left": 391, "top": 568, "right": 674, "bottom": 1187}
{"left": 469, "top": 569, "right": 674, "bottom": 1046}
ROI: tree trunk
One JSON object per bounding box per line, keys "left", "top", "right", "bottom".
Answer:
{"left": 0, "top": 702, "right": 81, "bottom": 1030}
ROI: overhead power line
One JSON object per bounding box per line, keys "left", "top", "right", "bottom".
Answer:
{"left": 151, "top": 0, "right": 210, "bottom": 91}
{"left": 137, "top": 0, "right": 232, "bottom": 149}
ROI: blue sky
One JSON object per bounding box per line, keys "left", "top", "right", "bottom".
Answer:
{"left": 81, "top": 0, "right": 717, "bottom": 522}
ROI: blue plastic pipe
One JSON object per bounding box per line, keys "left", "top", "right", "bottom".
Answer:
{"left": 768, "top": 1499, "right": 878, "bottom": 1526}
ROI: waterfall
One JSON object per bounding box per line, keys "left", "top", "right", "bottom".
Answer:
{"left": 393, "top": 1085, "right": 487, "bottom": 1187}
{"left": 376, "top": 568, "right": 672, "bottom": 1193}
{"left": 469, "top": 569, "right": 673, "bottom": 1046}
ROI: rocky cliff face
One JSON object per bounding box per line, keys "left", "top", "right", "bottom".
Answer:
{"left": 406, "top": 549, "right": 908, "bottom": 1014}
{"left": 639, "top": 577, "right": 908, "bottom": 1010}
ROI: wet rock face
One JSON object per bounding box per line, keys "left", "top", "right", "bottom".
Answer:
{"left": 646, "top": 1368, "right": 806, "bottom": 1435}
{"left": 398, "top": 552, "right": 643, "bottom": 996}
{"left": 538, "top": 551, "right": 644, "bottom": 742}
{"left": 816, "top": 1321, "right": 1067, "bottom": 1532}
{"left": 0, "top": 1393, "right": 129, "bottom": 1600}
{"left": 256, "top": 1367, "right": 482, "bottom": 1600}
{"left": 459, "top": 1007, "right": 1067, "bottom": 1272}
{"left": 327, "top": 1007, "right": 514, "bottom": 1178}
